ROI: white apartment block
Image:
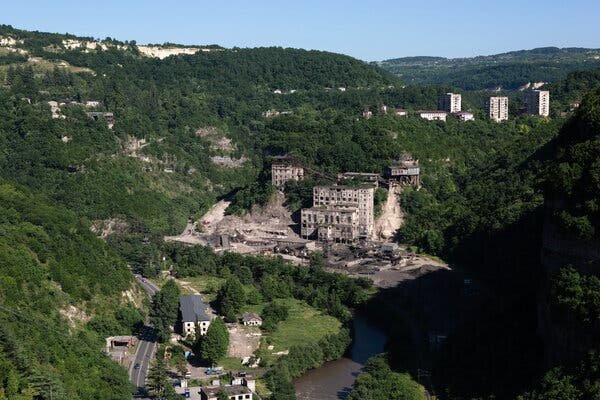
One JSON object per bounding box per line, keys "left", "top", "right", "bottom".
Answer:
{"left": 418, "top": 110, "right": 448, "bottom": 121}
{"left": 525, "top": 90, "right": 550, "bottom": 117}
{"left": 438, "top": 93, "right": 462, "bottom": 113}
{"left": 486, "top": 97, "right": 509, "bottom": 122}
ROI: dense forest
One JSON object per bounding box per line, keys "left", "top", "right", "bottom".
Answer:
{"left": 0, "top": 24, "right": 598, "bottom": 400}
{"left": 380, "top": 47, "right": 600, "bottom": 90}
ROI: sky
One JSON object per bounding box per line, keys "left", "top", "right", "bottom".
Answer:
{"left": 2, "top": 0, "right": 600, "bottom": 61}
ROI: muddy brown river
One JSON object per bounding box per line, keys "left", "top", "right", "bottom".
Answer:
{"left": 294, "top": 314, "right": 387, "bottom": 400}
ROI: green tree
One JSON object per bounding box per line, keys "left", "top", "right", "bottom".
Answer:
{"left": 216, "top": 276, "right": 245, "bottom": 322}
{"left": 261, "top": 302, "right": 290, "bottom": 332}
{"left": 198, "top": 318, "right": 229, "bottom": 365}
{"left": 150, "top": 280, "right": 181, "bottom": 342}
{"left": 217, "top": 389, "right": 229, "bottom": 400}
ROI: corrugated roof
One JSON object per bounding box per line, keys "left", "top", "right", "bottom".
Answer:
{"left": 180, "top": 295, "right": 210, "bottom": 322}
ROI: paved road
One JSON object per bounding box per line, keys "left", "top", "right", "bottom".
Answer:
{"left": 131, "top": 274, "right": 160, "bottom": 398}
{"left": 130, "top": 327, "right": 157, "bottom": 390}
{"left": 135, "top": 274, "right": 160, "bottom": 296}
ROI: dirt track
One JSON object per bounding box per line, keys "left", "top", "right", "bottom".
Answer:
{"left": 373, "top": 185, "right": 404, "bottom": 240}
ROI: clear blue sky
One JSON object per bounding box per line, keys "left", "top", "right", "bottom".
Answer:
{"left": 2, "top": 0, "right": 599, "bottom": 61}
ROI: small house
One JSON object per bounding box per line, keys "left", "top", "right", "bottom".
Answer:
{"left": 241, "top": 313, "right": 262, "bottom": 327}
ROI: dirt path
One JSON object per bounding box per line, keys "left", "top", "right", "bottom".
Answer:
{"left": 175, "top": 279, "right": 201, "bottom": 295}
{"left": 373, "top": 185, "right": 404, "bottom": 241}
{"left": 198, "top": 200, "right": 231, "bottom": 235}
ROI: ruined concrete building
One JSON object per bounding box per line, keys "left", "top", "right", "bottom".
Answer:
{"left": 337, "top": 172, "right": 380, "bottom": 187}
{"left": 86, "top": 112, "right": 115, "bottom": 129}
{"left": 385, "top": 159, "right": 420, "bottom": 186}
{"left": 271, "top": 158, "right": 304, "bottom": 189}
{"left": 301, "top": 185, "right": 374, "bottom": 243}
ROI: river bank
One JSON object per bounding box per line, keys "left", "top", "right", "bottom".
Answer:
{"left": 294, "top": 314, "right": 387, "bottom": 400}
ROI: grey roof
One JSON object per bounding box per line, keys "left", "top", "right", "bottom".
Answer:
{"left": 180, "top": 295, "right": 210, "bottom": 322}
{"left": 242, "top": 312, "right": 262, "bottom": 322}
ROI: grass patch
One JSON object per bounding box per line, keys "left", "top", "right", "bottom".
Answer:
{"left": 177, "top": 275, "right": 225, "bottom": 300}
{"left": 267, "top": 298, "right": 341, "bottom": 353}
{"left": 220, "top": 357, "right": 244, "bottom": 371}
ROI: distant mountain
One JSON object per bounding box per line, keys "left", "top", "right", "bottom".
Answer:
{"left": 379, "top": 47, "right": 600, "bottom": 90}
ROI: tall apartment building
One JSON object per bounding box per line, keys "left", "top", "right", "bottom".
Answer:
{"left": 271, "top": 159, "right": 304, "bottom": 189}
{"left": 525, "top": 90, "right": 550, "bottom": 117}
{"left": 301, "top": 185, "right": 374, "bottom": 242}
{"left": 486, "top": 96, "right": 509, "bottom": 122}
{"left": 438, "top": 93, "right": 462, "bottom": 113}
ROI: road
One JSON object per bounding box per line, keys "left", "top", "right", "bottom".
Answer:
{"left": 135, "top": 274, "right": 160, "bottom": 296}
{"left": 131, "top": 274, "right": 160, "bottom": 398}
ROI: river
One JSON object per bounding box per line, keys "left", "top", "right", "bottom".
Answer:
{"left": 294, "top": 314, "right": 387, "bottom": 400}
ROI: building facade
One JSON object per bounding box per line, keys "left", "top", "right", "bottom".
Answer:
{"left": 525, "top": 90, "right": 550, "bottom": 117}
{"left": 455, "top": 111, "right": 474, "bottom": 121}
{"left": 301, "top": 185, "right": 374, "bottom": 242}
{"left": 301, "top": 207, "right": 360, "bottom": 242}
{"left": 418, "top": 110, "right": 448, "bottom": 121}
{"left": 437, "top": 93, "right": 462, "bottom": 113}
{"left": 271, "top": 161, "right": 304, "bottom": 189}
{"left": 486, "top": 96, "right": 509, "bottom": 122}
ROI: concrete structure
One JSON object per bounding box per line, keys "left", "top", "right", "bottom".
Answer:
{"left": 241, "top": 313, "right": 262, "bottom": 327}
{"left": 199, "top": 376, "right": 255, "bottom": 400}
{"left": 271, "top": 159, "right": 304, "bottom": 189}
{"left": 301, "top": 207, "right": 360, "bottom": 243}
{"left": 337, "top": 172, "right": 380, "bottom": 186}
{"left": 418, "top": 110, "right": 447, "bottom": 121}
{"left": 525, "top": 90, "right": 550, "bottom": 117}
{"left": 385, "top": 159, "right": 420, "bottom": 186}
{"left": 486, "top": 96, "right": 509, "bottom": 122}
{"left": 301, "top": 185, "right": 374, "bottom": 242}
{"left": 438, "top": 93, "right": 462, "bottom": 113}
{"left": 86, "top": 112, "right": 115, "bottom": 129}
{"left": 455, "top": 111, "right": 474, "bottom": 121}
{"left": 179, "top": 295, "right": 211, "bottom": 337}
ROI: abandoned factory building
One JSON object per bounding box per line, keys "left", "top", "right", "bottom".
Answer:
{"left": 301, "top": 185, "right": 374, "bottom": 243}
{"left": 271, "top": 158, "right": 304, "bottom": 189}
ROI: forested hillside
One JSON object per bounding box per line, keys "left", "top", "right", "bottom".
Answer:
{"left": 380, "top": 47, "right": 600, "bottom": 90}
{"left": 0, "top": 182, "right": 136, "bottom": 399}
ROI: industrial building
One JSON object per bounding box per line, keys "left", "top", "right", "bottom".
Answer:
{"left": 385, "top": 159, "right": 420, "bottom": 186}
{"left": 271, "top": 158, "right": 304, "bottom": 189}
{"left": 301, "top": 185, "right": 374, "bottom": 243}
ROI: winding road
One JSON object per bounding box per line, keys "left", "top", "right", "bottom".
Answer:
{"left": 131, "top": 274, "right": 160, "bottom": 398}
